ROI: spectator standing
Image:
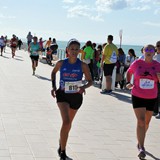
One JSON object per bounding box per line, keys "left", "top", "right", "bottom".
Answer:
{"left": 83, "top": 40, "right": 94, "bottom": 80}
{"left": 101, "top": 35, "right": 118, "bottom": 94}
{"left": 115, "top": 48, "right": 126, "bottom": 89}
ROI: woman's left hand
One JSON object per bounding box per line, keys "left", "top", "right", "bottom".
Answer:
{"left": 78, "top": 87, "right": 86, "bottom": 95}
{"left": 126, "top": 83, "right": 133, "bottom": 89}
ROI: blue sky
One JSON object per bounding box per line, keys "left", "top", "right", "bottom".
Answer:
{"left": 0, "top": 0, "right": 160, "bottom": 45}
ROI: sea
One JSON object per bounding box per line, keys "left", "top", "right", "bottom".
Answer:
{"left": 56, "top": 40, "right": 143, "bottom": 58}
{"left": 22, "top": 39, "right": 143, "bottom": 58}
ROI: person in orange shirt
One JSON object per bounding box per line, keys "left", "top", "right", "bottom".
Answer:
{"left": 45, "top": 37, "right": 52, "bottom": 49}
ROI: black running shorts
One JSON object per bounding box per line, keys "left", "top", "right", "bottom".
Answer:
{"left": 30, "top": 55, "right": 39, "bottom": 61}
{"left": 103, "top": 63, "right": 115, "bottom": 76}
{"left": 132, "top": 95, "right": 157, "bottom": 111}
{"left": 56, "top": 89, "right": 83, "bottom": 110}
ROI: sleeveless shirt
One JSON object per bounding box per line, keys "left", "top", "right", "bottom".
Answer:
{"left": 59, "top": 58, "right": 83, "bottom": 90}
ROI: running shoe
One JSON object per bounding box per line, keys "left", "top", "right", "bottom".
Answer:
{"left": 100, "top": 89, "right": 107, "bottom": 94}
{"left": 57, "top": 146, "right": 61, "bottom": 157}
{"left": 138, "top": 148, "right": 146, "bottom": 159}
{"left": 32, "top": 71, "right": 35, "bottom": 75}
{"left": 137, "top": 145, "right": 146, "bottom": 159}
{"left": 60, "top": 150, "right": 73, "bottom": 160}
{"left": 100, "top": 89, "right": 112, "bottom": 94}
{"left": 155, "top": 113, "right": 160, "bottom": 119}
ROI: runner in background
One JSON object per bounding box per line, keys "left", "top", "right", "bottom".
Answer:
{"left": 45, "top": 37, "right": 52, "bottom": 49}
{"left": 10, "top": 34, "right": 18, "bottom": 58}
{"left": 17, "top": 39, "right": 23, "bottom": 50}
{"left": 0, "top": 36, "right": 5, "bottom": 56}
{"left": 126, "top": 44, "right": 160, "bottom": 159}
{"left": 51, "top": 39, "right": 92, "bottom": 160}
{"left": 28, "top": 36, "right": 40, "bottom": 75}
{"left": 26, "top": 32, "right": 33, "bottom": 47}
{"left": 3, "top": 36, "right": 8, "bottom": 53}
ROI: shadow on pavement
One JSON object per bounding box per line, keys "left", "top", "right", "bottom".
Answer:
{"left": 14, "top": 58, "right": 24, "bottom": 61}
{"left": 110, "top": 91, "right": 132, "bottom": 104}
{"left": 15, "top": 55, "right": 23, "bottom": 58}
{"left": 146, "top": 151, "right": 160, "bottom": 160}
{"left": 0, "top": 55, "right": 10, "bottom": 59}
{"left": 35, "top": 75, "right": 51, "bottom": 81}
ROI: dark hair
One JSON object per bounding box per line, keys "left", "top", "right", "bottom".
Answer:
{"left": 97, "top": 44, "right": 102, "bottom": 51}
{"left": 67, "top": 39, "right": 80, "bottom": 48}
{"left": 108, "top": 35, "right": 113, "bottom": 41}
{"left": 92, "top": 43, "right": 96, "bottom": 48}
{"left": 52, "top": 38, "right": 56, "bottom": 43}
{"left": 33, "top": 36, "right": 38, "bottom": 40}
{"left": 118, "top": 48, "right": 124, "bottom": 55}
{"left": 128, "top": 48, "right": 136, "bottom": 57}
{"left": 86, "top": 41, "right": 92, "bottom": 47}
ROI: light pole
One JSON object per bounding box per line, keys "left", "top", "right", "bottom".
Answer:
{"left": 119, "top": 29, "right": 123, "bottom": 48}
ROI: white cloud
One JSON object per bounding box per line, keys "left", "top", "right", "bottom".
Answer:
{"left": 67, "top": 5, "right": 90, "bottom": 18}
{"left": 91, "top": 14, "right": 104, "bottom": 22}
{"left": 66, "top": 4, "right": 104, "bottom": 21}
{"left": 62, "top": 0, "right": 159, "bottom": 21}
{"left": 95, "top": 0, "right": 128, "bottom": 11}
{"left": 154, "top": 8, "right": 160, "bottom": 15}
{"left": 63, "top": 0, "right": 75, "bottom": 3}
{"left": 2, "top": 6, "right": 8, "bottom": 9}
{"left": 132, "top": 5, "right": 150, "bottom": 11}
{"left": 0, "top": 14, "right": 16, "bottom": 19}
{"left": 143, "top": 21, "right": 160, "bottom": 27}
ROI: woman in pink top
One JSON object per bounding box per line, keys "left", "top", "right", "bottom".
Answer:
{"left": 126, "top": 44, "right": 160, "bottom": 159}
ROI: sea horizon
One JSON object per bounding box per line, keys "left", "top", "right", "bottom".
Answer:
{"left": 21, "top": 39, "right": 143, "bottom": 57}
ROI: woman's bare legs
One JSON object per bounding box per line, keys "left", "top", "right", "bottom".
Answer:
{"left": 57, "top": 102, "right": 77, "bottom": 151}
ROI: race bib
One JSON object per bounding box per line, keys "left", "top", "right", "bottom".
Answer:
{"left": 140, "top": 79, "right": 154, "bottom": 89}
{"left": 65, "top": 81, "right": 82, "bottom": 93}
{"left": 33, "top": 51, "right": 38, "bottom": 55}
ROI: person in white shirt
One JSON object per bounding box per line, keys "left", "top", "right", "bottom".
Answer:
{"left": 124, "top": 48, "right": 137, "bottom": 70}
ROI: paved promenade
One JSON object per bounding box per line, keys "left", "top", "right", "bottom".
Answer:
{"left": 0, "top": 47, "right": 159, "bottom": 160}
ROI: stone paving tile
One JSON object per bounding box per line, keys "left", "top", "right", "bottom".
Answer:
{"left": 0, "top": 149, "right": 10, "bottom": 156}
{"left": 0, "top": 158, "right": 11, "bottom": 160}
{"left": 28, "top": 142, "right": 55, "bottom": 158}
{"left": 0, "top": 48, "right": 160, "bottom": 160}
{"left": 9, "top": 147, "right": 32, "bottom": 155}
{"left": 11, "top": 155, "right": 34, "bottom": 160}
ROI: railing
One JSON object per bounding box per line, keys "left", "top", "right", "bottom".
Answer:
{"left": 57, "top": 49, "right": 82, "bottom": 60}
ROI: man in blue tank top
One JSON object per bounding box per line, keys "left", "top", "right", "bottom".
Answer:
{"left": 51, "top": 39, "right": 92, "bottom": 160}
